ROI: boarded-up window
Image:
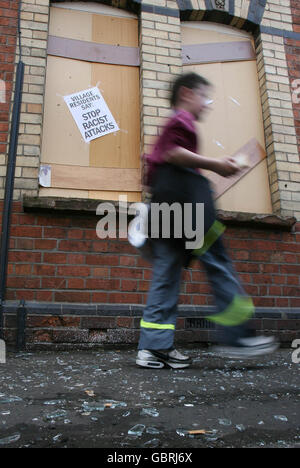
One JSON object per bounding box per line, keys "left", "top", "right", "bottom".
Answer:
{"left": 40, "top": 2, "right": 141, "bottom": 202}
{"left": 182, "top": 22, "right": 272, "bottom": 214}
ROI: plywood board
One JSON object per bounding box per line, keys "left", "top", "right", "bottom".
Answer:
{"left": 185, "top": 62, "right": 227, "bottom": 156}
{"left": 50, "top": 165, "right": 141, "bottom": 192}
{"left": 217, "top": 160, "right": 273, "bottom": 213}
{"left": 181, "top": 23, "right": 252, "bottom": 45}
{"left": 89, "top": 191, "right": 141, "bottom": 202}
{"left": 182, "top": 24, "right": 271, "bottom": 214}
{"left": 92, "top": 14, "right": 138, "bottom": 47}
{"left": 41, "top": 56, "right": 91, "bottom": 167}
{"left": 182, "top": 21, "right": 252, "bottom": 36}
{"left": 41, "top": 7, "right": 141, "bottom": 201}
{"left": 51, "top": 2, "right": 137, "bottom": 18}
{"left": 49, "top": 7, "right": 92, "bottom": 41}
{"left": 186, "top": 61, "right": 266, "bottom": 158}
{"left": 39, "top": 188, "right": 141, "bottom": 202}
{"left": 204, "top": 138, "right": 266, "bottom": 197}
{"left": 48, "top": 35, "right": 139, "bottom": 66}
{"left": 222, "top": 60, "right": 266, "bottom": 151}
{"left": 39, "top": 187, "right": 89, "bottom": 199}
{"left": 90, "top": 63, "right": 140, "bottom": 169}
{"left": 182, "top": 41, "right": 255, "bottom": 65}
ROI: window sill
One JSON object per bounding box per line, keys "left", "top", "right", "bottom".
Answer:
{"left": 216, "top": 209, "right": 297, "bottom": 231}
{"left": 22, "top": 196, "right": 297, "bottom": 231}
{"left": 22, "top": 195, "right": 129, "bottom": 216}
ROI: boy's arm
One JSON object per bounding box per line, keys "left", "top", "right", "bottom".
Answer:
{"left": 164, "top": 146, "right": 240, "bottom": 177}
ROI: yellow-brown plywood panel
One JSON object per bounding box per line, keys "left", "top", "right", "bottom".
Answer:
{"left": 182, "top": 23, "right": 252, "bottom": 45}
{"left": 90, "top": 63, "right": 140, "bottom": 169}
{"left": 50, "top": 165, "right": 141, "bottom": 192}
{"left": 49, "top": 7, "right": 92, "bottom": 41}
{"left": 39, "top": 187, "right": 89, "bottom": 198}
{"left": 41, "top": 56, "right": 91, "bottom": 167}
{"left": 222, "top": 60, "right": 266, "bottom": 151}
{"left": 183, "top": 59, "right": 271, "bottom": 214}
{"left": 92, "top": 14, "right": 138, "bottom": 47}
{"left": 89, "top": 191, "right": 141, "bottom": 202}
{"left": 39, "top": 187, "right": 141, "bottom": 202}
{"left": 204, "top": 137, "right": 266, "bottom": 196}
{"left": 217, "top": 161, "right": 273, "bottom": 213}
{"left": 185, "top": 61, "right": 265, "bottom": 157}
{"left": 187, "top": 62, "right": 227, "bottom": 156}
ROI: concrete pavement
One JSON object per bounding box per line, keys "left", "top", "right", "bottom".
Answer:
{"left": 0, "top": 347, "right": 299, "bottom": 448}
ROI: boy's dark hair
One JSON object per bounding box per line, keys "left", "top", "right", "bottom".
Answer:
{"left": 170, "top": 72, "right": 211, "bottom": 107}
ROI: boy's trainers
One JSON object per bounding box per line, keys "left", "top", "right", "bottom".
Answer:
{"left": 136, "top": 348, "right": 191, "bottom": 369}
{"left": 212, "top": 335, "right": 279, "bottom": 359}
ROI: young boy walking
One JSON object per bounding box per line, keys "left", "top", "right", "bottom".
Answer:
{"left": 135, "top": 72, "right": 278, "bottom": 369}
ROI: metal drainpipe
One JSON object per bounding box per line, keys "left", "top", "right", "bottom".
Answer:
{"left": 16, "top": 299, "right": 27, "bottom": 351}
{"left": 0, "top": 1, "right": 24, "bottom": 339}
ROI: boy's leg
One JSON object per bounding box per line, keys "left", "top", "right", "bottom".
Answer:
{"left": 137, "top": 239, "right": 192, "bottom": 368}
{"left": 138, "top": 238, "right": 183, "bottom": 351}
{"left": 198, "top": 235, "right": 278, "bottom": 357}
{"left": 199, "top": 235, "right": 252, "bottom": 344}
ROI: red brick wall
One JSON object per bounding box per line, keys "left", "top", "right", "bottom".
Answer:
{"left": 2, "top": 201, "right": 300, "bottom": 308}
{"left": 0, "top": 0, "right": 19, "bottom": 154}
{"left": 286, "top": 0, "right": 300, "bottom": 155}
{"left": 291, "top": 0, "right": 300, "bottom": 33}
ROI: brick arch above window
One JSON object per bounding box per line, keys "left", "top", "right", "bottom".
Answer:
{"left": 177, "top": 0, "right": 267, "bottom": 29}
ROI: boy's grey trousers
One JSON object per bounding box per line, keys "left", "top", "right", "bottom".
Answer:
{"left": 138, "top": 235, "right": 254, "bottom": 350}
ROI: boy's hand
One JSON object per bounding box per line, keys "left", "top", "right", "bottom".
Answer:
{"left": 214, "top": 157, "right": 241, "bottom": 177}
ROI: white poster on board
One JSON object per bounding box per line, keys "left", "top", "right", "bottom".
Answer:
{"left": 64, "top": 87, "right": 119, "bottom": 143}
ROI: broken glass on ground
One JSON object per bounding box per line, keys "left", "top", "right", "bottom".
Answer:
{"left": 0, "top": 396, "right": 23, "bottom": 404}
{"left": 43, "top": 400, "right": 67, "bottom": 406}
{"left": 140, "top": 408, "right": 159, "bottom": 417}
{"left": 44, "top": 409, "right": 67, "bottom": 421}
{"left": 274, "top": 415, "right": 288, "bottom": 422}
{"left": 236, "top": 424, "right": 246, "bottom": 432}
{"left": 218, "top": 418, "right": 232, "bottom": 426}
{"left": 146, "top": 427, "right": 160, "bottom": 434}
{"left": 143, "top": 438, "right": 160, "bottom": 447}
{"left": 0, "top": 433, "right": 21, "bottom": 445}
{"left": 82, "top": 400, "right": 127, "bottom": 412}
{"left": 128, "top": 424, "right": 146, "bottom": 437}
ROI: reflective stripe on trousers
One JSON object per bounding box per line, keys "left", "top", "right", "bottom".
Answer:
{"left": 140, "top": 320, "right": 175, "bottom": 330}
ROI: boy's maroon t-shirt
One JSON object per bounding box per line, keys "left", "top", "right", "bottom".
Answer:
{"left": 144, "top": 109, "right": 200, "bottom": 186}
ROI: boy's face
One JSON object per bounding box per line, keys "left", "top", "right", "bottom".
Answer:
{"left": 181, "top": 84, "right": 212, "bottom": 121}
